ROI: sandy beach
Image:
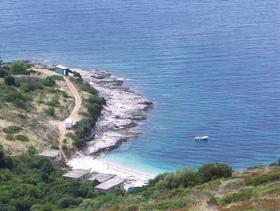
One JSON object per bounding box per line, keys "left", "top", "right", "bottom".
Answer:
{"left": 67, "top": 155, "right": 156, "bottom": 189}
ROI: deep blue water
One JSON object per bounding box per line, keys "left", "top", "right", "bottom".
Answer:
{"left": 1, "top": 0, "right": 280, "bottom": 174}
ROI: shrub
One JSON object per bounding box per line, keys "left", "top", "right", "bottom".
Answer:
{"left": 125, "top": 205, "right": 139, "bottom": 211}
{"left": 49, "top": 75, "right": 64, "bottom": 81}
{"left": 74, "top": 117, "right": 95, "bottom": 139}
{"left": 12, "top": 98, "right": 27, "bottom": 109}
{"left": 220, "top": 188, "right": 253, "bottom": 205}
{"left": 56, "top": 196, "right": 83, "bottom": 209}
{"left": 247, "top": 173, "right": 280, "bottom": 186}
{"left": 29, "top": 156, "right": 54, "bottom": 174}
{"left": 37, "top": 99, "right": 44, "bottom": 104}
{"left": 198, "top": 162, "right": 232, "bottom": 183}
{"left": 27, "top": 146, "right": 36, "bottom": 155}
{"left": 86, "top": 103, "right": 102, "bottom": 117}
{"left": 87, "top": 95, "right": 106, "bottom": 105}
{"left": 17, "top": 113, "right": 27, "bottom": 119}
{"left": 0, "top": 69, "right": 7, "bottom": 78}
{"left": 62, "top": 145, "right": 68, "bottom": 154}
{"left": 46, "top": 97, "right": 60, "bottom": 107}
{"left": 4, "top": 91, "right": 25, "bottom": 102}
{"left": 2, "top": 126, "right": 21, "bottom": 134}
{"left": 5, "top": 134, "right": 15, "bottom": 141}
{"left": 72, "top": 137, "right": 86, "bottom": 148}
{"left": 50, "top": 145, "right": 59, "bottom": 150}
{"left": 10, "top": 60, "right": 28, "bottom": 74}
{"left": 15, "top": 134, "right": 30, "bottom": 142}
{"left": 208, "top": 196, "right": 218, "bottom": 205}
{"left": 81, "top": 83, "right": 98, "bottom": 95}
{"left": 142, "top": 198, "right": 196, "bottom": 210}
{"left": 62, "top": 91, "right": 69, "bottom": 98}
{"left": 4, "top": 75, "right": 15, "bottom": 86}
{"left": 45, "top": 107, "right": 55, "bottom": 116}
{"left": 72, "top": 71, "right": 81, "bottom": 78}
{"left": 41, "top": 76, "right": 56, "bottom": 87}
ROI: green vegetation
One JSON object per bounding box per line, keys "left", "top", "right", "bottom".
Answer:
{"left": 1, "top": 57, "right": 280, "bottom": 210}
{"left": 1, "top": 144, "right": 280, "bottom": 211}
{"left": 14, "top": 134, "right": 30, "bottom": 142}
{"left": 0, "top": 144, "right": 234, "bottom": 211}
{"left": 66, "top": 77, "right": 106, "bottom": 148}
{"left": 0, "top": 57, "right": 77, "bottom": 154}
{"left": 0, "top": 145, "right": 97, "bottom": 211}
{"left": 3, "top": 126, "right": 21, "bottom": 134}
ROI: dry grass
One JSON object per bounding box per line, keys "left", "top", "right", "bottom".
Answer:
{"left": 0, "top": 68, "right": 88, "bottom": 156}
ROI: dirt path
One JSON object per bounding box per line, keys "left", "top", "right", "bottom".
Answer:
{"left": 33, "top": 67, "right": 82, "bottom": 161}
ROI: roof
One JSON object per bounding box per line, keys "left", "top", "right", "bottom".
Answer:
{"left": 94, "top": 178, "right": 124, "bottom": 190}
{"left": 63, "top": 169, "right": 90, "bottom": 179}
{"left": 88, "top": 173, "right": 116, "bottom": 183}
{"left": 65, "top": 118, "right": 73, "bottom": 123}
{"left": 38, "top": 149, "right": 61, "bottom": 158}
{"left": 55, "top": 65, "right": 68, "bottom": 69}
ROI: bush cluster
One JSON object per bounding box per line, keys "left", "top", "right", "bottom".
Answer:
{"left": 0, "top": 146, "right": 98, "bottom": 211}
{"left": 2, "top": 126, "right": 21, "bottom": 134}
{"left": 154, "top": 163, "right": 232, "bottom": 190}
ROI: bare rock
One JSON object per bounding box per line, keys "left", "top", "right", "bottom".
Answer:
{"left": 71, "top": 68, "right": 154, "bottom": 156}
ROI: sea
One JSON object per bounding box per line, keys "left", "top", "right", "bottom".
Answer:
{"left": 1, "top": 0, "right": 280, "bottom": 175}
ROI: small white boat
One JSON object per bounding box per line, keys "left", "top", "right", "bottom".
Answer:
{"left": 194, "top": 136, "right": 209, "bottom": 141}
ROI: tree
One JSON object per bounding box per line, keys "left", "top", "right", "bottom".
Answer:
{"left": 29, "top": 156, "right": 54, "bottom": 174}
{"left": 198, "top": 162, "right": 232, "bottom": 183}
{"left": 37, "top": 203, "right": 58, "bottom": 211}
{"left": 0, "top": 69, "right": 7, "bottom": 78}
{"left": 10, "top": 60, "right": 26, "bottom": 74}
{"left": 0, "top": 145, "right": 6, "bottom": 167}
{"left": 4, "top": 75, "right": 15, "bottom": 86}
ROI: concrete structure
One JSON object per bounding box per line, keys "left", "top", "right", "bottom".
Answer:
{"left": 88, "top": 173, "right": 116, "bottom": 183}
{"left": 65, "top": 118, "right": 73, "bottom": 129}
{"left": 63, "top": 169, "right": 90, "bottom": 180}
{"left": 38, "top": 149, "right": 62, "bottom": 162}
{"left": 94, "top": 178, "right": 124, "bottom": 193}
{"left": 55, "top": 65, "right": 69, "bottom": 76}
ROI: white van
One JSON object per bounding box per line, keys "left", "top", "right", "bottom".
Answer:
{"left": 65, "top": 118, "right": 73, "bottom": 129}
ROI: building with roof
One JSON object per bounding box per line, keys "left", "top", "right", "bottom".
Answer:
{"left": 88, "top": 173, "right": 116, "bottom": 183}
{"left": 94, "top": 178, "right": 124, "bottom": 193}
{"left": 55, "top": 65, "right": 69, "bottom": 76}
{"left": 62, "top": 169, "right": 90, "bottom": 180}
{"left": 38, "top": 149, "right": 62, "bottom": 162}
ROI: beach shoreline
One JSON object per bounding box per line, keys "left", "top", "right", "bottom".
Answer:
{"left": 66, "top": 67, "right": 156, "bottom": 187}
{"left": 73, "top": 68, "right": 154, "bottom": 156}
{"left": 67, "top": 154, "right": 156, "bottom": 189}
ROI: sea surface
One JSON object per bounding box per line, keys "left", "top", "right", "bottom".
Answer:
{"left": 1, "top": 0, "right": 280, "bottom": 175}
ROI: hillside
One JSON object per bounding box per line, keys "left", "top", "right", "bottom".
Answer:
{"left": 0, "top": 59, "right": 279, "bottom": 211}
{"left": 0, "top": 60, "right": 104, "bottom": 159}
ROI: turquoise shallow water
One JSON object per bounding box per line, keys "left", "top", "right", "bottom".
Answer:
{"left": 1, "top": 0, "right": 280, "bottom": 174}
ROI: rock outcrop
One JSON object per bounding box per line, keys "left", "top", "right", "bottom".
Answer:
{"left": 73, "top": 69, "right": 154, "bottom": 156}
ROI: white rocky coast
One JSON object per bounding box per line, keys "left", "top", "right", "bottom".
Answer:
{"left": 72, "top": 69, "right": 154, "bottom": 156}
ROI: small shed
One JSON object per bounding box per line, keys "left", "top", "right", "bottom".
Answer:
{"left": 88, "top": 173, "right": 116, "bottom": 183}
{"left": 94, "top": 178, "right": 124, "bottom": 193}
{"left": 55, "top": 65, "right": 69, "bottom": 76}
{"left": 38, "top": 149, "right": 62, "bottom": 162}
{"left": 63, "top": 169, "right": 90, "bottom": 180}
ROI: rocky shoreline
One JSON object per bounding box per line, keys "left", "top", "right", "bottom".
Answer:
{"left": 72, "top": 68, "right": 154, "bottom": 156}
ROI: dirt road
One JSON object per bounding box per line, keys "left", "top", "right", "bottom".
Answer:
{"left": 33, "top": 67, "right": 82, "bottom": 160}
